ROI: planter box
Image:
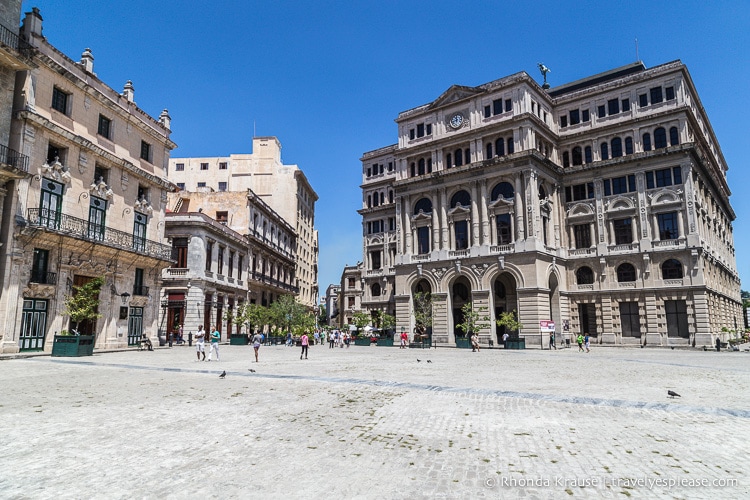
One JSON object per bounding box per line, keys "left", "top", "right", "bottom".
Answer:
{"left": 505, "top": 338, "right": 526, "bottom": 349}
{"left": 230, "top": 334, "right": 249, "bottom": 345}
{"left": 51, "top": 335, "right": 95, "bottom": 357}
{"left": 376, "top": 338, "right": 394, "bottom": 347}
{"left": 455, "top": 337, "right": 471, "bottom": 349}
{"left": 353, "top": 338, "right": 371, "bottom": 346}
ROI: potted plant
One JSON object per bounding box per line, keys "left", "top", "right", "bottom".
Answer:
{"left": 455, "top": 302, "right": 489, "bottom": 349}
{"left": 376, "top": 313, "right": 396, "bottom": 346}
{"left": 226, "top": 304, "right": 249, "bottom": 345}
{"left": 351, "top": 312, "right": 372, "bottom": 346}
{"left": 52, "top": 276, "right": 103, "bottom": 357}
{"left": 496, "top": 310, "right": 523, "bottom": 349}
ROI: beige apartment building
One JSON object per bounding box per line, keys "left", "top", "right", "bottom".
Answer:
{"left": 359, "top": 60, "right": 741, "bottom": 348}
{"left": 339, "top": 262, "right": 363, "bottom": 328}
{"left": 0, "top": 7, "right": 176, "bottom": 353}
{"left": 168, "top": 137, "right": 318, "bottom": 308}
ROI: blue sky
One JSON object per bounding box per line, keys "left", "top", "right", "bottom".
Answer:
{"left": 21, "top": 0, "right": 750, "bottom": 294}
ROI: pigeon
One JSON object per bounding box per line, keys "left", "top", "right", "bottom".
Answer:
{"left": 667, "top": 390, "right": 680, "bottom": 398}
{"left": 416, "top": 359, "right": 421, "bottom": 363}
{"left": 426, "top": 360, "right": 432, "bottom": 363}
{"left": 219, "top": 371, "right": 226, "bottom": 379}
{"left": 248, "top": 369, "right": 256, "bottom": 373}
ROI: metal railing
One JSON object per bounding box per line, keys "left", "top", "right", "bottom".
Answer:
{"left": 249, "top": 271, "right": 299, "bottom": 293}
{"left": 0, "top": 144, "right": 29, "bottom": 172}
{"left": 29, "top": 270, "right": 57, "bottom": 285}
{"left": 27, "top": 208, "right": 173, "bottom": 261}
{"left": 0, "top": 24, "right": 32, "bottom": 54}
{"left": 132, "top": 285, "right": 150, "bottom": 296}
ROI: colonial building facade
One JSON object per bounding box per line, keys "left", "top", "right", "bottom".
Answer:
{"left": 360, "top": 61, "right": 740, "bottom": 347}
{"left": 339, "top": 262, "right": 363, "bottom": 328}
{"left": 0, "top": 8, "right": 175, "bottom": 352}
{"left": 168, "top": 136, "right": 319, "bottom": 308}
{"left": 162, "top": 188, "right": 298, "bottom": 340}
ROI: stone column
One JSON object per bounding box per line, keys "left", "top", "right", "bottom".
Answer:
{"left": 490, "top": 214, "right": 497, "bottom": 245}
{"left": 431, "top": 208, "right": 439, "bottom": 253}
{"left": 440, "top": 189, "right": 449, "bottom": 250}
{"left": 514, "top": 175, "right": 524, "bottom": 240}
{"left": 479, "top": 179, "right": 489, "bottom": 245}
{"left": 403, "top": 195, "right": 412, "bottom": 255}
{"left": 471, "top": 182, "right": 479, "bottom": 247}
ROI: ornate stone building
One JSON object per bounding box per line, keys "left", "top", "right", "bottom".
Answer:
{"left": 168, "top": 137, "right": 319, "bottom": 308}
{"left": 360, "top": 61, "right": 740, "bottom": 347}
{"left": 0, "top": 8, "right": 175, "bottom": 353}
{"left": 339, "top": 262, "right": 363, "bottom": 328}
{"left": 162, "top": 189, "right": 297, "bottom": 340}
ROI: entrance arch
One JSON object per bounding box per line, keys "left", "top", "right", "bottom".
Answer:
{"left": 548, "top": 273, "right": 561, "bottom": 339}
{"left": 492, "top": 272, "right": 518, "bottom": 342}
{"left": 450, "top": 276, "right": 472, "bottom": 340}
{"left": 411, "top": 279, "right": 433, "bottom": 342}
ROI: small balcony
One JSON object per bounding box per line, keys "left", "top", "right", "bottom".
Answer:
{"left": 29, "top": 270, "right": 57, "bottom": 285}
{"left": 132, "top": 285, "right": 150, "bottom": 296}
{"left": 0, "top": 144, "right": 29, "bottom": 173}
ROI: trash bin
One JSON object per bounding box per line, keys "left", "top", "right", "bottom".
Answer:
{"left": 565, "top": 338, "right": 571, "bottom": 348}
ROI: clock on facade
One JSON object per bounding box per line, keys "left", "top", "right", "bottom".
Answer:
{"left": 449, "top": 112, "right": 464, "bottom": 129}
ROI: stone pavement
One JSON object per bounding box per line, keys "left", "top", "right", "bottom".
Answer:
{"left": 0, "top": 343, "right": 748, "bottom": 499}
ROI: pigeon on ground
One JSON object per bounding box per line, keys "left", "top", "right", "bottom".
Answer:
{"left": 416, "top": 359, "right": 421, "bottom": 363}
{"left": 248, "top": 369, "right": 256, "bottom": 373}
{"left": 667, "top": 390, "right": 680, "bottom": 398}
{"left": 427, "top": 360, "right": 432, "bottom": 363}
{"left": 219, "top": 371, "right": 226, "bottom": 379}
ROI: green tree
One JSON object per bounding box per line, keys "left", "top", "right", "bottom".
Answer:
{"left": 456, "top": 302, "right": 489, "bottom": 337}
{"left": 352, "top": 311, "right": 371, "bottom": 337}
{"left": 413, "top": 292, "right": 433, "bottom": 330}
{"left": 380, "top": 312, "right": 396, "bottom": 332}
{"left": 62, "top": 276, "right": 104, "bottom": 335}
{"left": 269, "top": 295, "right": 310, "bottom": 335}
{"left": 496, "top": 310, "right": 522, "bottom": 337}
{"left": 245, "top": 303, "right": 269, "bottom": 334}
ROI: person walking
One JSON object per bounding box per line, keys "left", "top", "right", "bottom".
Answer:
{"left": 195, "top": 325, "right": 206, "bottom": 361}
{"left": 300, "top": 332, "right": 309, "bottom": 359}
{"left": 584, "top": 333, "right": 590, "bottom": 353}
{"left": 470, "top": 332, "right": 480, "bottom": 352}
{"left": 329, "top": 330, "right": 336, "bottom": 348}
{"left": 252, "top": 331, "right": 262, "bottom": 363}
{"left": 577, "top": 334, "right": 584, "bottom": 352}
{"left": 208, "top": 326, "right": 220, "bottom": 361}
{"left": 549, "top": 331, "right": 556, "bottom": 350}
{"left": 400, "top": 329, "right": 408, "bottom": 349}
{"left": 314, "top": 331, "right": 320, "bottom": 345}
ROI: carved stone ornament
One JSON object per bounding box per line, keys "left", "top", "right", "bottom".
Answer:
{"left": 121, "top": 172, "right": 129, "bottom": 191}
{"left": 433, "top": 267, "right": 447, "bottom": 279}
{"left": 134, "top": 195, "right": 153, "bottom": 215}
{"left": 23, "top": 283, "right": 56, "bottom": 299}
{"left": 78, "top": 152, "right": 88, "bottom": 174}
{"left": 90, "top": 176, "right": 114, "bottom": 201}
{"left": 130, "top": 296, "right": 148, "bottom": 307}
{"left": 40, "top": 157, "right": 72, "bottom": 184}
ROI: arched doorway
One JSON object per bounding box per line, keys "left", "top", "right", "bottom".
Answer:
{"left": 548, "top": 273, "right": 561, "bottom": 340}
{"left": 451, "top": 276, "right": 472, "bottom": 340}
{"left": 492, "top": 273, "right": 518, "bottom": 343}
{"left": 411, "top": 279, "right": 432, "bottom": 343}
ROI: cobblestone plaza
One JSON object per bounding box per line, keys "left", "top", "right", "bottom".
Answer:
{"left": 1, "top": 344, "right": 747, "bottom": 499}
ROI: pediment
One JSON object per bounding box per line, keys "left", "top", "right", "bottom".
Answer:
{"left": 412, "top": 211, "right": 432, "bottom": 223}
{"left": 567, "top": 202, "right": 594, "bottom": 218}
{"left": 488, "top": 198, "right": 515, "bottom": 210}
{"left": 448, "top": 204, "right": 471, "bottom": 217}
{"left": 650, "top": 189, "right": 682, "bottom": 207}
{"left": 430, "top": 85, "right": 483, "bottom": 109}
{"left": 606, "top": 196, "right": 635, "bottom": 212}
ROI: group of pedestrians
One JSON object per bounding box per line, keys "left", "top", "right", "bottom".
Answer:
{"left": 576, "top": 333, "right": 591, "bottom": 352}
{"left": 194, "top": 325, "right": 221, "bottom": 361}
{"left": 327, "top": 329, "right": 352, "bottom": 348}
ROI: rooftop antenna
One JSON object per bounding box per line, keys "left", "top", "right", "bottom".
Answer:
{"left": 537, "top": 63, "right": 551, "bottom": 90}
{"left": 253, "top": 120, "right": 256, "bottom": 138}
{"left": 635, "top": 38, "right": 639, "bottom": 62}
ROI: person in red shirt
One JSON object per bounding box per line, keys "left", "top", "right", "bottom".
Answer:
{"left": 400, "top": 329, "right": 408, "bottom": 349}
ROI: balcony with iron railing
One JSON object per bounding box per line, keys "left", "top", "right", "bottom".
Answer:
{"left": 249, "top": 271, "right": 299, "bottom": 294}
{"left": 26, "top": 208, "right": 173, "bottom": 261}
{"left": 0, "top": 23, "right": 32, "bottom": 55}
{"left": 29, "top": 270, "right": 57, "bottom": 285}
{"left": 132, "top": 285, "right": 150, "bottom": 296}
{"left": 0, "top": 144, "right": 29, "bottom": 173}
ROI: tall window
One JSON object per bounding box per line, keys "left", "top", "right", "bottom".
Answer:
{"left": 134, "top": 268, "right": 146, "bottom": 295}
{"left": 657, "top": 212, "right": 679, "bottom": 240}
{"left": 611, "top": 137, "right": 623, "bottom": 157}
{"left": 573, "top": 224, "right": 591, "bottom": 248}
{"left": 140, "top": 141, "right": 151, "bottom": 162}
{"left": 584, "top": 146, "right": 592, "bottom": 164}
{"left": 87, "top": 196, "right": 106, "bottom": 241}
{"left": 98, "top": 115, "right": 112, "bottom": 139}
{"left": 654, "top": 127, "right": 667, "bottom": 148}
{"left": 51, "top": 87, "right": 69, "bottom": 114}
{"left": 572, "top": 147, "right": 583, "bottom": 166}
{"left": 507, "top": 138, "right": 514, "bottom": 154}
{"left": 133, "top": 212, "right": 147, "bottom": 252}
{"left": 370, "top": 250, "right": 381, "bottom": 269}
{"left": 642, "top": 133, "right": 652, "bottom": 151}
{"left": 600, "top": 142, "right": 609, "bottom": 160}
{"left": 496, "top": 214, "right": 512, "bottom": 244}
{"left": 39, "top": 178, "right": 63, "bottom": 229}
{"left": 237, "top": 255, "right": 244, "bottom": 280}
{"left": 371, "top": 283, "right": 381, "bottom": 297}
{"left": 217, "top": 246, "right": 225, "bottom": 275}
{"left": 455, "top": 220, "right": 469, "bottom": 250}
{"left": 228, "top": 251, "right": 235, "bottom": 278}
{"left": 495, "top": 138, "right": 504, "bottom": 156}
{"left": 669, "top": 127, "right": 679, "bottom": 146}
{"left": 613, "top": 218, "right": 632, "bottom": 245}
{"left": 173, "top": 238, "right": 188, "bottom": 268}
{"left": 31, "top": 248, "right": 50, "bottom": 284}
{"left": 650, "top": 87, "right": 663, "bottom": 105}
{"left": 417, "top": 226, "right": 430, "bottom": 254}
{"left": 625, "top": 137, "right": 634, "bottom": 155}
{"left": 205, "top": 241, "right": 213, "bottom": 271}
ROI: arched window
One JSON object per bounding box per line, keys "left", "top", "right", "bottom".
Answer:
{"left": 654, "top": 127, "right": 667, "bottom": 148}
{"left": 371, "top": 283, "right": 381, "bottom": 297}
{"left": 669, "top": 126, "right": 679, "bottom": 146}
{"left": 414, "top": 279, "right": 431, "bottom": 294}
{"left": 495, "top": 138, "right": 505, "bottom": 156}
{"left": 464, "top": 148, "right": 470, "bottom": 164}
{"left": 486, "top": 143, "right": 493, "bottom": 159}
{"left": 507, "top": 137, "right": 514, "bottom": 154}
{"left": 616, "top": 263, "right": 637, "bottom": 282}
{"left": 450, "top": 190, "right": 471, "bottom": 208}
{"left": 446, "top": 153, "right": 452, "bottom": 168}
{"left": 453, "top": 282, "right": 469, "bottom": 301}
{"left": 572, "top": 146, "right": 583, "bottom": 166}
{"left": 661, "top": 259, "right": 683, "bottom": 279}
{"left": 380, "top": 192, "right": 385, "bottom": 204}
{"left": 427, "top": 158, "right": 433, "bottom": 173}
{"left": 538, "top": 185, "right": 547, "bottom": 199}
{"left": 418, "top": 158, "right": 425, "bottom": 175}
{"left": 576, "top": 266, "right": 594, "bottom": 285}
{"left": 388, "top": 190, "right": 394, "bottom": 203}
{"left": 491, "top": 182, "right": 514, "bottom": 201}
{"left": 562, "top": 151, "right": 570, "bottom": 168}
{"left": 643, "top": 133, "right": 652, "bottom": 151}
{"left": 413, "top": 197, "right": 433, "bottom": 215}
{"left": 600, "top": 142, "right": 609, "bottom": 160}
{"left": 625, "top": 137, "right": 634, "bottom": 155}
{"left": 494, "top": 279, "right": 506, "bottom": 298}
{"left": 410, "top": 162, "right": 416, "bottom": 177}
{"left": 611, "top": 137, "right": 623, "bottom": 158}
{"left": 455, "top": 149, "right": 463, "bottom": 166}
{"left": 367, "top": 195, "right": 372, "bottom": 208}
{"left": 584, "top": 146, "right": 592, "bottom": 163}
{"left": 372, "top": 194, "right": 378, "bottom": 207}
